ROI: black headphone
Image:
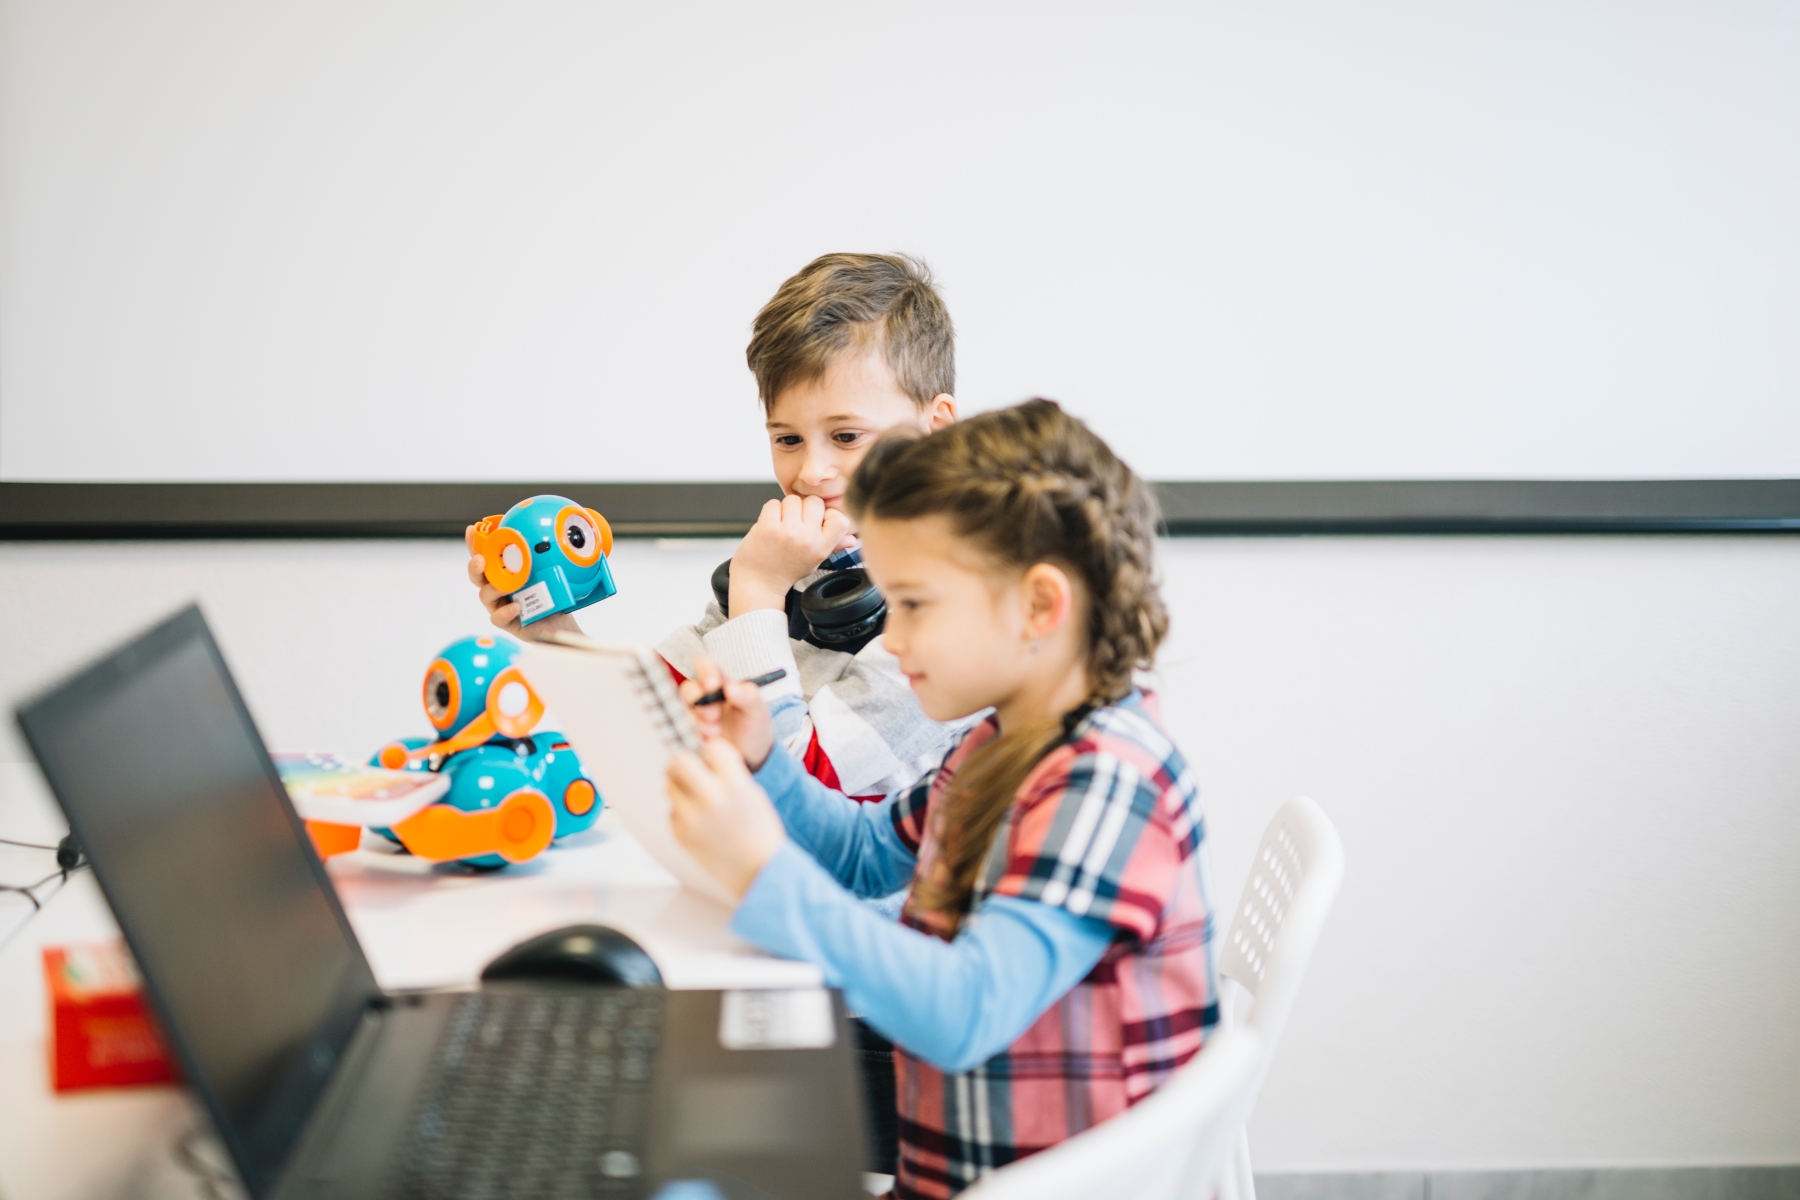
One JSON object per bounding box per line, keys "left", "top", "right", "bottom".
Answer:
{"left": 711, "top": 558, "right": 886, "bottom": 655}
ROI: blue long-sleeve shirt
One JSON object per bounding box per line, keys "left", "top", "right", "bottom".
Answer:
{"left": 728, "top": 742, "right": 1114, "bottom": 1072}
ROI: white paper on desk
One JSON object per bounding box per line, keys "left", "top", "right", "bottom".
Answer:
{"left": 520, "top": 637, "right": 735, "bottom": 907}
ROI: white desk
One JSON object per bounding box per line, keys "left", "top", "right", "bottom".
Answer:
{"left": 0, "top": 761, "right": 820, "bottom": 1200}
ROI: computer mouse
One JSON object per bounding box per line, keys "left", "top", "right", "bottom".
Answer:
{"left": 479, "top": 923, "right": 663, "bottom": 988}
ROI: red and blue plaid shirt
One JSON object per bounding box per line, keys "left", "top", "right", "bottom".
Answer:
{"left": 888, "top": 692, "right": 1219, "bottom": 1198}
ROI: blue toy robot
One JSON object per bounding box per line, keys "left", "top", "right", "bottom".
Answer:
{"left": 374, "top": 635, "right": 602, "bottom": 867}
{"left": 469, "top": 495, "right": 617, "bottom": 626}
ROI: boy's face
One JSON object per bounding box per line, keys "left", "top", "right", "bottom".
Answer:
{"left": 764, "top": 349, "right": 955, "bottom": 518}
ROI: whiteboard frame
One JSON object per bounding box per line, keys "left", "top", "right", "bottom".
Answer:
{"left": 2, "top": 480, "right": 1797, "bottom": 538}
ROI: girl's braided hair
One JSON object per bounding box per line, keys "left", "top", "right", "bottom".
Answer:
{"left": 846, "top": 399, "right": 1168, "bottom": 929}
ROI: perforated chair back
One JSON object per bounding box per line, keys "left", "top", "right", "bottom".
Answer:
{"left": 1218, "top": 796, "right": 1345, "bottom": 1043}
{"left": 1214, "top": 796, "right": 1346, "bottom": 1200}
{"left": 959, "top": 1024, "right": 1264, "bottom": 1200}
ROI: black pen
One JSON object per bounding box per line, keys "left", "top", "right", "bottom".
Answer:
{"left": 692, "top": 668, "right": 787, "bottom": 707}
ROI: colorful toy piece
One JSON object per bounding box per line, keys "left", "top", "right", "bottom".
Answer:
{"left": 469, "top": 495, "right": 617, "bottom": 626}
{"left": 276, "top": 751, "right": 448, "bottom": 859}
{"left": 276, "top": 752, "right": 555, "bottom": 867}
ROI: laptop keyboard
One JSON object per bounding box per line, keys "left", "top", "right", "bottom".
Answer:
{"left": 387, "top": 988, "right": 665, "bottom": 1200}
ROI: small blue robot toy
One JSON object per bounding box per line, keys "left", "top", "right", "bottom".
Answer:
{"left": 469, "top": 495, "right": 617, "bottom": 626}
{"left": 373, "top": 635, "right": 602, "bottom": 868}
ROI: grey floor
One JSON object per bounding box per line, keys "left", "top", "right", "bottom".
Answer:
{"left": 1254, "top": 1167, "right": 1800, "bottom": 1200}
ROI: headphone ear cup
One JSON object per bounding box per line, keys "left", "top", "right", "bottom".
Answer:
{"left": 800, "top": 568, "right": 886, "bottom": 648}
{"left": 710, "top": 559, "right": 733, "bottom": 616}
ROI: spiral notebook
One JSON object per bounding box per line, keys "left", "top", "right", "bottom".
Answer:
{"left": 518, "top": 633, "right": 731, "bottom": 905}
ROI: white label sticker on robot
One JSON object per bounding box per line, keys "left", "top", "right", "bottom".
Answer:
{"left": 514, "top": 581, "right": 555, "bottom": 622}
{"left": 718, "top": 988, "right": 835, "bottom": 1050}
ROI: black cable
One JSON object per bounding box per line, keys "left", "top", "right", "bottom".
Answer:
{"left": 0, "top": 887, "right": 43, "bottom": 912}
{"left": 0, "top": 836, "right": 87, "bottom": 944}
{"left": 0, "top": 869, "right": 70, "bottom": 911}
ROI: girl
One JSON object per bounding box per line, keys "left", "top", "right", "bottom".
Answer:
{"left": 665, "top": 399, "right": 1218, "bottom": 1199}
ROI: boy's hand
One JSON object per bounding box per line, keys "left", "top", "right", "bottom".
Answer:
{"left": 679, "top": 654, "right": 775, "bottom": 771}
{"left": 728, "top": 495, "right": 853, "bottom": 615}
{"left": 666, "top": 740, "right": 786, "bottom": 900}
{"left": 465, "top": 525, "right": 581, "bottom": 643}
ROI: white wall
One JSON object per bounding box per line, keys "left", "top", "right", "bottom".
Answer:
{"left": 1, "top": 534, "right": 1795, "bottom": 1169}
{"left": 5, "top": 0, "right": 1799, "bottom": 483}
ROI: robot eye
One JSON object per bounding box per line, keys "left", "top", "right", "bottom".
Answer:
{"left": 424, "top": 667, "right": 455, "bottom": 723}
{"left": 554, "top": 505, "right": 606, "bottom": 566}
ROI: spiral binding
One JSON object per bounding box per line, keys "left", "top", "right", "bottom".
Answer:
{"left": 626, "top": 651, "right": 702, "bottom": 754}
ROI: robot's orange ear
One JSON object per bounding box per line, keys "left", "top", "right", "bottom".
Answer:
{"left": 485, "top": 665, "right": 545, "bottom": 738}
{"left": 587, "top": 508, "right": 612, "bottom": 557}
{"left": 466, "top": 515, "right": 501, "bottom": 553}
{"left": 475, "top": 525, "right": 532, "bottom": 593}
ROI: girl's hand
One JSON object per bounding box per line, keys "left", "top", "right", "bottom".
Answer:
{"left": 465, "top": 526, "right": 580, "bottom": 643}
{"left": 678, "top": 654, "right": 775, "bottom": 771}
{"left": 666, "top": 739, "right": 787, "bottom": 900}
{"left": 728, "top": 495, "right": 853, "bottom": 614}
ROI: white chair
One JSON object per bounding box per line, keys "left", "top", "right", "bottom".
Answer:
{"left": 958, "top": 1023, "right": 1265, "bottom": 1200}
{"left": 1213, "top": 797, "right": 1347, "bottom": 1200}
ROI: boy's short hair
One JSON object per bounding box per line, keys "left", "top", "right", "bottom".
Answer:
{"left": 747, "top": 253, "right": 954, "bottom": 410}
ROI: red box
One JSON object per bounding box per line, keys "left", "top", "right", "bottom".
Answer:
{"left": 43, "top": 940, "right": 178, "bottom": 1092}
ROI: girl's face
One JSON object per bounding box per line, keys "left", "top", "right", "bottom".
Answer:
{"left": 859, "top": 514, "right": 1047, "bottom": 723}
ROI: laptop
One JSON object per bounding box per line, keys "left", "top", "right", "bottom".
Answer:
{"left": 15, "top": 605, "right": 864, "bottom": 1200}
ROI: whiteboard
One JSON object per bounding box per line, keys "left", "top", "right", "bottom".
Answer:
{"left": 2, "top": 0, "right": 1796, "bottom": 484}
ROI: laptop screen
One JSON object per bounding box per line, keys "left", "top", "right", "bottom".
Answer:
{"left": 16, "top": 605, "right": 380, "bottom": 1196}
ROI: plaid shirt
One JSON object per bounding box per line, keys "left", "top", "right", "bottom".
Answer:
{"left": 889, "top": 693, "right": 1219, "bottom": 1199}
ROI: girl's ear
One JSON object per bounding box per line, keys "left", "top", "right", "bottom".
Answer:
{"left": 1019, "top": 561, "right": 1077, "bottom": 643}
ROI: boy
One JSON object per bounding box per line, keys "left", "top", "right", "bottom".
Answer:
{"left": 466, "top": 252, "right": 961, "bottom": 799}
{"left": 468, "top": 254, "right": 955, "bottom": 1179}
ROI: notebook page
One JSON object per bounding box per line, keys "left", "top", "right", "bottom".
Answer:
{"left": 519, "top": 638, "right": 734, "bottom": 906}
